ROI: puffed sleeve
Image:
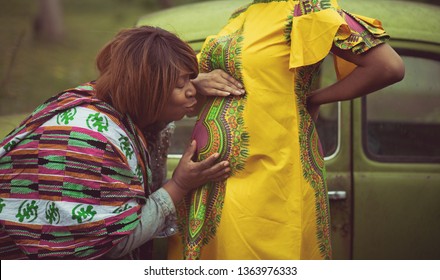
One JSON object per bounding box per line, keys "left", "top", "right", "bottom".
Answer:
{"left": 289, "top": 0, "right": 389, "bottom": 72}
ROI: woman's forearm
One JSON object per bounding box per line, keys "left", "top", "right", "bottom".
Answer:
{"left": 104, "top": 188, "right": 176, "bottom": 259}
{"left": 309, "top": 43, "right": 405, "bottom": 106}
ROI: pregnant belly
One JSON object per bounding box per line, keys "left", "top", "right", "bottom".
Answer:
{"left": 192, "top": 95, "right": 248, "bottom": 174}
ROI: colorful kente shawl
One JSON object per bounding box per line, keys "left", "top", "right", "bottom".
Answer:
{"left": 170, "top": 0, "right": 389, "bottom": 260}
{"left": 0, "top": 82, "right": 151, "bottom": 259}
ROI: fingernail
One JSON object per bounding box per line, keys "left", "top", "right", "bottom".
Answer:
{"left": 238, "top": 83, "right": 244, "bottom": 88}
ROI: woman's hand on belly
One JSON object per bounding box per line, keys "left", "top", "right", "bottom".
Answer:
{"left": 163, "top": 140, "right": 230, "bottom": 204}
{"left": 192, "top": 69, "right": 245, "bottom": 97}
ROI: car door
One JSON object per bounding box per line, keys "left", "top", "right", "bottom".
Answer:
{"left": 351, "top": 47, "right": 440, "bottom": 260}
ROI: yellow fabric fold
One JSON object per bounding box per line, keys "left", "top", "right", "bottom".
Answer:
{"left": 333, "top": 55, "right": 356, "bottom": 80}
{"left": 352, "top": 13, "right": 384, "bottom": 29}
{"left": 332, "top": 12, "right": 388, "bottom": 79}
{"left": 289, "top": 8, "right": 349, "bottom": 69}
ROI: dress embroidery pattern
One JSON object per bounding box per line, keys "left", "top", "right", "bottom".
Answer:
{"left": 295, "top": 63, "right": 332, "bottom": 259}
{"left": 334, "top": 10, "right": 388, "bottom": 54}
{"left": 196, "top": 97, "right": 248, "bottom": 173}
{"left": 294, "top": 0, "right": 333, "bottom": 15}
{"left": 229, "top": 4, "right": 250, "bottom": 20}
{"left": 199, "top": 29, "right": 244, "bottom": 83}
{"left": 177, "top": 29, "right": 248, "bottom": 259}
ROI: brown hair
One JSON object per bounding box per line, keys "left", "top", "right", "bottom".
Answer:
{"left": 95, "top": 26, "right": 198, "bottom": 128}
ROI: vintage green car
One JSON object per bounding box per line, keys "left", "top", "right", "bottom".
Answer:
{"left": 137, "top": 0, "right": 440, "bottom": 260}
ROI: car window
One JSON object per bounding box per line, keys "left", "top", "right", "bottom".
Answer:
{"left": 316, "top": 56, "right": 339, "bottom": 158}
{"left": 364, "top": 53, "right": 440, "bottom": 162}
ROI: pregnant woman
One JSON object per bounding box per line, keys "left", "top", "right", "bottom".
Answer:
{"left": 169, "top": 0, "right": 404, "bottom": 260}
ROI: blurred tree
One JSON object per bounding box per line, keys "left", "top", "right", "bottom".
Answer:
{"left": 34, "top": 0, "right": 64, "bottom": 42}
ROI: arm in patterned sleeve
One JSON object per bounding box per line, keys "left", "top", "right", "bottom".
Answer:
{"left": 104, "top": 188, "right": 176, "bottom": 258}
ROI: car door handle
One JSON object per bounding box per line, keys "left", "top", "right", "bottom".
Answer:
{"left": 328, "top": 191, "right": 347, "bottom": 200}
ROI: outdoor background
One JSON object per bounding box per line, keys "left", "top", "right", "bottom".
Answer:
{"left": 0, "top": 0, "right": 437, "bottom": 136}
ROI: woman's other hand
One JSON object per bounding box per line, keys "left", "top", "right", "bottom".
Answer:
{"left": 163, "top": 140, "right": 230, "bottom": 204}
{"left": 192, "top": 69, "right": 245, "bottom": 97}
{"left": 307, "top": 102, "right": 320, "bottom": 123}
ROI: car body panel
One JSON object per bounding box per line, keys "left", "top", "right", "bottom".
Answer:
{"left": 137, "top": 0, "right": 249, "bottom": 51}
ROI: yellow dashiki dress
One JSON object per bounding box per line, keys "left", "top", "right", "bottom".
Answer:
{"left": 169, "top": 0, "right": 388, "bottom": 260}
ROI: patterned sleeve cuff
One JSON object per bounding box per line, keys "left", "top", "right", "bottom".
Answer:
{"left": 289, "top": 1, "right": 389, "bottom": 69}
{"left": 150, "top": 188, "right": 178, "bottom": 237}
{"left": 151, "top": 188, "right": 176, "bottom": 216}
{"left": 333, "top": 10, "right": 389, "bottom": 55}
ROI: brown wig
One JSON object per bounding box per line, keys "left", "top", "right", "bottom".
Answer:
{"left": 95, "top": 26, "right": 198, "bottom": 128}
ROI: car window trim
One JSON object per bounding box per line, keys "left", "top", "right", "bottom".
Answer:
{"left": 361, "top": 48, "right": 440, "bottom": 163}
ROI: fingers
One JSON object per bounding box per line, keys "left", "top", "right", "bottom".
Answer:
{"left": 220, "top": 72, "right": 244, "bottom": 90}
{"left": 197, "top": 153, "right": 230, "bottom": 180}
{"left": 197, "top": 152, "right": 220, "bottom": 169}
{"left": 211, "top": 69, "right": 245, "bottom": 96}
{"left": 207, "top": 161, "right": 231, "bottom": 180}
{"left": 208, "top": 87, "right": 234, "bottom": 97}
{"left": 173, "top": 150, "right": 230, "bottom": 193}
{"left": 215, "top": 81, "right": 245, "bottom": 96}
{"left": 198, "top": 159, "right": 230, "bottom": 181}
{"left": 204, "top": 81, "right": 244, "bottom": 97}
{"left": 181, "top": 140, "right": 197, "bottom": 161}
{"left": 306, "top": 95, "right": 320, "bottom": 122}
{"left": 218, "top": 76, "right": 245, "bottom": 96}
